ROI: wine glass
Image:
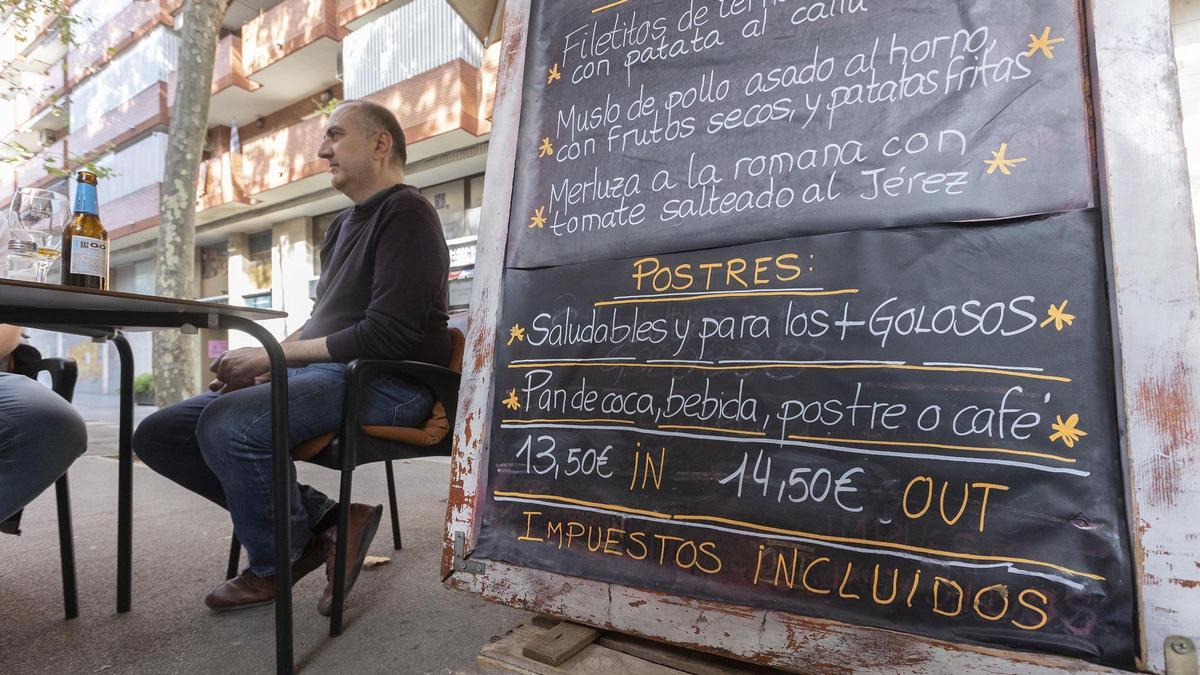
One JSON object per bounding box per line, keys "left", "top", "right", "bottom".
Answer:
{"left": 8, "top": 187, "right": 68, "bottom": 284}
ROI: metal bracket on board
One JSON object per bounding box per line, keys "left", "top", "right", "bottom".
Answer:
{"left": 452, "top": 531, "right": 486, "bottom": 575}
{"left": 1166, "top": 636, "right": 1199, "bottom": 675}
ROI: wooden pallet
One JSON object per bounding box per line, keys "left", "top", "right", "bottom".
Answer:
{"left": 478, "top": 617, "right": 775, "bottom": 674}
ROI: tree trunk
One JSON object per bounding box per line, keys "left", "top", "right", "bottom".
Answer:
{"left": 153, "top": 0, "right": 229, "bottom": 406}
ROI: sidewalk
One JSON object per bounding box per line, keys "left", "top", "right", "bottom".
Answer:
{"left": 73, "top": 392, "right": 158, "bottom": 457}
{"left": 1, "top": 394, "right": 530, "bottom": 673}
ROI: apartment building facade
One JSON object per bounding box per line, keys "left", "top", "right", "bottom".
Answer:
{"left": 0, "top": 0, "right": 503, "bottom": 393}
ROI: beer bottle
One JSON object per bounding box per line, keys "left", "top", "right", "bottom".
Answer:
{"left": 61, "top": 170, "right": 109, "bottom": 290}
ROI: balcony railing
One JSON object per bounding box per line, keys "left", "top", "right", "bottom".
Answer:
{"left": 67, "top": 81, "right": 171, "bottom": 162}
{"left": 104, "top": 183, "right": 163, "bottom": 239}
{"left": 68, "top": 0, "right": 174, "bottom": 86}
{"left": 211, "top": 35, "right": 257, "bottom": 94}
{"left": 240, "top": 114, "right": 328, "bottom": 195}
{"left": 342, "top": 0, "right": 482, "bottom": 100}
{"left": 196, "top": 153, "right": 249, "bottom": 212}
{"left": 241, "top": 0, "right": 343, "bottom": 76}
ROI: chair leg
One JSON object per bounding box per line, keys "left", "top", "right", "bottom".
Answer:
{"left": 330, "top": 466, "right": 354, "bottom": 637}
{"left": 384, "top": 461, "right": 402, "bottom": 551}
{"left": 226, "top": 532, "right": 241, "bottom": 580}
{"left": 54, "top": 474, "right": 78, "bottom": 620}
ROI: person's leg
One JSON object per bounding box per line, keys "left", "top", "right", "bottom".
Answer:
{"left": 0, "top": 372, "right": 87, "bottom": 524}
{"left": 195, "top": 364, "right": 347, "bottom": 577}
{"left": 134, "top": 390, "right": 334, "bottom": 530}
{"left": 316, "top": 372, "right": 433, "bottom": 615}
{"left": 132, "top": 391, "right": 228, "bottom": 508}
{"left": 358, "top": 373, "right": 434, "bottom": 427}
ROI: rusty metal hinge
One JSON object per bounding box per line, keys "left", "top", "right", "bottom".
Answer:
{"left": 452, "top": 531, "right": 485, "bottom": 575}
{"left": 1166, "top": 636, "right": 1198, "bottom": 675}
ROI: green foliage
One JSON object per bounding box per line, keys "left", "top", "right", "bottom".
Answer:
{"left": 0, "top": 0, "right": 90, "bottom": 46}
{"left": 0, "top": 140, "right": 117, "bottom": 181}
{"left": 133, "top": 373, "right": 154, "bottom": 396}
{"left": 315, "top": 96, "right": 341, "bottom": 117}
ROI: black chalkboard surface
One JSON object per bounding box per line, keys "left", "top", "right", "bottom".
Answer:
{"left": 474, "top": 211, "right": 1134, "bottom": 667}
{"left": 506, "top": 0, "right": 1094, "bottom": 268}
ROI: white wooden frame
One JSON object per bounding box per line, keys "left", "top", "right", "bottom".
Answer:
{"left": 442, "top": 1, "right": 1200, "bottom": 671}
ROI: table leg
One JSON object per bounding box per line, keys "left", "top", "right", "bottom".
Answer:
{"left": 224, "top": 317, "right": 292, "bottom": 675}
{"left": 113, "top": 333, "right": 133, "bottom": 614}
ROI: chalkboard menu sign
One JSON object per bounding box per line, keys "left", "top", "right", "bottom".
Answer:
{"left": 505, "top": 0, "right": 1094, "bottom": 268}
{"left": 472, "top": 0, "right": 1135, "bottom": 669}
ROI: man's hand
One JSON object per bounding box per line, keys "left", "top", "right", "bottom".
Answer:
{"left": 210, "top": 347, "right": 270, "bottom": 393}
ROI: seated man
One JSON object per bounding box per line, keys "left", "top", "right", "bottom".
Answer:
{"left": 134, "top": 100, "right": 451, "bottom": 614}
{"left": 0, "top": 324, "right": 88, "bottom": 534}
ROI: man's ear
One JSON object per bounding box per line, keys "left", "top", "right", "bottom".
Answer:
{"left": 376, "top": 131, "right": 393, "bottom": 161}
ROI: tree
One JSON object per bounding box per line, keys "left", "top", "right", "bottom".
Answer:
{"left": 152, "top": 0, "right": 231, "bottom": 405}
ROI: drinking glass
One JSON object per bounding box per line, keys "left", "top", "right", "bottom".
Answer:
{"left": 8, "top": 187, "right": 68, "bottom": 283}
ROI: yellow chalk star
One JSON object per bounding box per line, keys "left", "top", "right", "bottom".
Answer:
{"left": 529, "top": 206, "right": 546, "bottom": 229}
{"left": 984, "top": 142, "right": 1027, "bottom": 176}
{"left": 1040, "top": 300, "right": 1076, "bottom": 331}
{"left": 1025, "top": 26, "right": 1066, "bottom": 59}
{"left": 1049, "top": 413, "right": 1088, "bottom": 448}
{"left": 507, "top": 324, "right": 526, "bottom": 345}
{"left": 538, "top": 137, "right": 554, "bottom": 158}
{"left": 502, "top": 388, "right": 521, "bottom": 411}
{"left": 547, "top": 63, "right": 561, "bottom": 85}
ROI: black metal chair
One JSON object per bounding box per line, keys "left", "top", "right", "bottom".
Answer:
{"left": 226, "top": 315, "right": 466, "bottom": 635}
{"left": 7, "top": 344, "right": 80, "bottom": 620}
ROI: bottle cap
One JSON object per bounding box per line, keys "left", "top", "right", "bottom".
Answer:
{"left": 76, "top": 170, "right": 97, "bottom": 184}
{"left": 7, "top": 240, "right": 35, "bottom": 254}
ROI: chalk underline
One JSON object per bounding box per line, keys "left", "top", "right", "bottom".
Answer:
{"left": 595, "top": 288, "right": 859, "bottom": 306}
{"left": 506, "top": 359, "right": 1071, "bottom": 383}
{"left": 491, "top": 490, "right": 1104, "bottom": 586}
{"left": 498, "top": 421, "right": 1089, "bottom": 476}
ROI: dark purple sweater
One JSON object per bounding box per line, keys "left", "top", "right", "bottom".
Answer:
{"left": 302, "top": 184, "right": 451, "bottom": 367}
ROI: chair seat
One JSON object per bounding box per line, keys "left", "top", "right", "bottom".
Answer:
{"left": 292, "top": 400, "right": 450, "bottom": 462}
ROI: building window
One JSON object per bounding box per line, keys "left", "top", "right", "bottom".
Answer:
{"left": 200, "top": 242, "right": 229, "bottom": 299}
{"left": 247, "top": 229, "right": 272, "bottom": 290}
{"left": 243, "top": 291, "right": 272, "bottom": 309}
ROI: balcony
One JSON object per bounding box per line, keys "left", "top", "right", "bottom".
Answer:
{"left": 196, "top": 152, "right": 251, "bottom": 217}
{"left": 208, "top": 0, "right": 344, "bottom": 128}
{"left": 240, "top": 114, "right": 329, "bottom": 196}
{"left": 366, "top": 59, "right": 489, "bottom": 162}
{"left": 241, "top": 0, "right": 344, "bottom": 76}
{"left": 211, "top": 34, "right": 258, "bottom": 95}
{"left": 67, "top": 81, "right": 172, "bottom": 163}
{"left": 67, "top": 0, "right": 175, "bottom": 87}
{"left": 104, "top": 183, "right": 163, "bottom": 240}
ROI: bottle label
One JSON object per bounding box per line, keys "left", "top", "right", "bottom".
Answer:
{"left": 74, "top": 183, "right": 98, "bottom": 215}
{"left": 69, "top": 236, "right": 107, "bottom": 277}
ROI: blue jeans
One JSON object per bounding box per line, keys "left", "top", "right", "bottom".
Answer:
{"left": 0, "top": 371, "right": 87, "bottom": 524}
{"left": 133, "top": 363, "right": 432, "bottom": 576}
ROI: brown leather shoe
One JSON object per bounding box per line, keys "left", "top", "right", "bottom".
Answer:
{"left": 317, "top": 503, "right": 383, "bottom": 617}
{"left": 204, "top": 532, "right": 327, "bottom": 612}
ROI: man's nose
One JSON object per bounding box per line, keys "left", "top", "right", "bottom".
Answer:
{"left": 317, "top": 141, "right": 332, "bottom": 159}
